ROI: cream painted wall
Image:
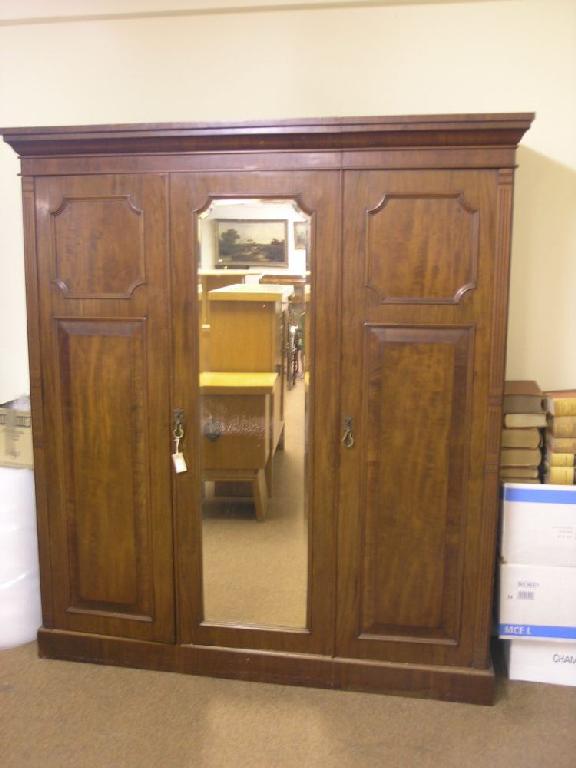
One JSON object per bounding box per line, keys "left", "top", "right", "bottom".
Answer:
{"left": 1, "top": 0, "right": 575, "bottom": 400}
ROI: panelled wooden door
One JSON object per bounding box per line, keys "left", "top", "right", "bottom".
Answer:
{"left": 171, "top": 170, "right": 340, "bottom": 655}
{"left": 337, "top": 169, "right": 501, "bottom": 668}
{"left": 34, "top": 174, "right": 175, "bottom": 641}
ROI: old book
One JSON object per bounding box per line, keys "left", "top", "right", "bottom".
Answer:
{"left": 543, "top": 466, "right": 575, "bottom": 485}
{"left": 501, "top": 428, "right": 542, "bottom": 449}
{"left": 545, "top": 453, "right": 575, "bottom": 468}
{"left": 505, "top": 380, "right": 543, "bottom": 397}
{"left": 503, "top": 413, "right": 547, "bottom": 428}
{"left": 499, "top": 477, "right": 540, "bottom": 484}
{"left": 500, "top": 448, "right": 542, "bottom": 467}
{"left": 500, "top": 466, "right": 539, "bottom": 479}
{"left": 503, "top": 380, "right": 544, "bottom": 414}
{"left": 503, "top": 395, "right": 545, "bottom": 413}
{"left": 546, "top": 389, "right": 576, "bottom": 417}
{"left": 548, "top": 415, "right": 576, "bottom": 438}
{"left": 546, "top": 434, "right": 576, "bottom": 453}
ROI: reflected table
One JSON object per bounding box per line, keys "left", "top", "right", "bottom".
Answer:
{"left": 199, "top": 372, "right": 280, "bottom": 520}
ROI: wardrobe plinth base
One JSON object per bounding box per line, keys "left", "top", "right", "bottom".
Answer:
{"left": 37, "top": 628, "right": 495, "bottom": 706}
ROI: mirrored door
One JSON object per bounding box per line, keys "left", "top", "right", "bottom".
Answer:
{"left": 197, "top": 197, "right": 310, "bottom": 629}
{"left": 171, "top": 170, "right": 340, "bottom": 655}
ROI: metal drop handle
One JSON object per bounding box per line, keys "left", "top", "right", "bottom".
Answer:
{"left": 173, "top": 408, "right": 185, "bottom": 442}
{"left": 342, "top": 416, "right": 355, "bottom": 448}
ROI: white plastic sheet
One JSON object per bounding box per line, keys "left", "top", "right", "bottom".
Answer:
{"left": 0, "top": 467, "right": 42, "bottom": 649}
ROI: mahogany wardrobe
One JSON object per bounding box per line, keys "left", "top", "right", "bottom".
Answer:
{"left": 2, "top": 113, "right": 533, "bottom": 704}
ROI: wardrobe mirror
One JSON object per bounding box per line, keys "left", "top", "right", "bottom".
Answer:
{"left": 197, "top": 198, "right": 311, "bottom": 629}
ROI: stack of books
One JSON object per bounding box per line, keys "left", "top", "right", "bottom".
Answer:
{"left": 501, "top": 381, "right": 546, "bottom": 484}
{"left": 544, "top": 390, "right": 576, "bottom": 485}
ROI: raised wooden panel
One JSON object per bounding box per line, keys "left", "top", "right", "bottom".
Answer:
{"left": 57, "top": 319, "right": 152, "bottom": 620}
{"left": 51, "top": 195, "right": 145, "bottom": 298}
{"left": 365, "top": 194, "right": 478, "bottom": 304}
{"left": 359, "top": 325, "right": 473, "bottom": 643}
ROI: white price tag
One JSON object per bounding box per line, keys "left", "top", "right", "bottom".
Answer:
{"left": 172, "top": 451, "right": 187, "bottom": 473}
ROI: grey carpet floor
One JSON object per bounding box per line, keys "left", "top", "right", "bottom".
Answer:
{"left": 1, "top": 642, "right": 575, "bottom": 768}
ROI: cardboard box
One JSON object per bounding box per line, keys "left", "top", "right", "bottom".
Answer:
{"left": 0, "top": 403, "right": 33, "bottom": 469}
{"left": 506, "top": 639, "right": 576, "bottom": 686}
{"left": 498, "top": 563, "right": 576, "bottom": 640}
{"left": 501, "top": 483, "right": 576, "bottom": 567}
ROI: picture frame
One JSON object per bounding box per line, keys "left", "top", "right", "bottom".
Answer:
{"left": 293, "top": 221, "right": 309, "bottom": 251}
{"left": 216, "top": 219, "right": 288, "bottom": 267}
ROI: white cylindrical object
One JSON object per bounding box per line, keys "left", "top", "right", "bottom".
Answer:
{"left": 0, "top": 467, "right": 42, "bottom": 649}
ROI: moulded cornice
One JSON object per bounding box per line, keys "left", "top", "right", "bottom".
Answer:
{"left": 1, "top": 113, "right": 535, "bottom": 158}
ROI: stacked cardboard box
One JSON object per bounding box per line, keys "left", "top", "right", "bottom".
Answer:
{"left": 0, "top": 397, "right": 39, "bottom": 650}
{"left": 0, "top": 397, "right": 33, "bottom": 469}
{"left": 498, "top": 483, "right": 576, "bottom": 686}
{"left": 500, "top": 381, "right": 546, "bottom": 484}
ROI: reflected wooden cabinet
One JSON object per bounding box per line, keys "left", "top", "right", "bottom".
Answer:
{"left": 206, "top": 283, "right": 291, "bottom": 452}
{"left": 2, "top": 113, "right": 533, "bottom": 704}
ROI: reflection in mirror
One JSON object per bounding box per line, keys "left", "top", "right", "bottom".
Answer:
{"left": 197, "top": 198, "right": 311, "bottom": 629}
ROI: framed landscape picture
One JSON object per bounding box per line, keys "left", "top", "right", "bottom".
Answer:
{"left": 216, "top": 219, "right": 288, "bottom": 267}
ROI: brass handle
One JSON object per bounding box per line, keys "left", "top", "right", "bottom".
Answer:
{"left": 172, "top": 408, "right": 187, "bottom": 473}
{"left": 173, "top": 408, "right": 184, "bottom": 441}
{"left": 342, "top": 416, "right": 355, "bottom": 449}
